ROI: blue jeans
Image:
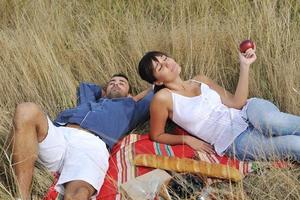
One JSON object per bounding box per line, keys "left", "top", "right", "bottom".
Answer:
{"left": 225, "top": 98, "right": 300, "bottom": 162}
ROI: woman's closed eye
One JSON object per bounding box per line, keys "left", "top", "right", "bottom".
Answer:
{"left": 158, "top": 57, "right": 168, "bottom": 70}
{"left": 155, "top": 62, "right": 163, "bottom": 71}
{"left": 158, "top": 64, "right": 163, "bottom": 71}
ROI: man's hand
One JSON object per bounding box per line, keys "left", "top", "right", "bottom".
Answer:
{"left": 184, "top": 135, "right": 215, "bottom": 154}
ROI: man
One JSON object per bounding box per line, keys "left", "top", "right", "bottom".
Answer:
{"left": 11, "top": 73, "right": 153, "bottom": 200}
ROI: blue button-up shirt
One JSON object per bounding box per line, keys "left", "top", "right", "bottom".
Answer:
{"left": 54, "top": 82, "right": 153, "bottom": 150}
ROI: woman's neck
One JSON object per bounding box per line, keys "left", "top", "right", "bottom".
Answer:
{"left": 164, "top": 78, "right": 187, "bottom": 92}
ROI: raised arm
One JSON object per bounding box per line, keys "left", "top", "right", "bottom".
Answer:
{"left": 132, "top": 86, "right": 153, "bottom": 102}
{"left": 77, "top": 82, "right": 102, "bottom": 105}
{"left": 149, "top": 90, "right": 214, "bottom": 153}
{"left": 195, "top": 48, "right": 256, "bottom": 109}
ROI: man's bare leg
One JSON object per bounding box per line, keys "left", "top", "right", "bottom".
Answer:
{"left": 64, "top": 180, "right": 96, "bottom": 200}
{"left": 11, "top": 102, "right": 48, "bottom": 200}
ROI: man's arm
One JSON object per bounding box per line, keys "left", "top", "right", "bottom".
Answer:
{"left": 77, "top": 82, "right": 102, "bottom": 105}
{"left": 132, "top": 86, "right": 153, "bottom": 102}
{"left": 129, "top": 89, "right": 154, "bottom": 128}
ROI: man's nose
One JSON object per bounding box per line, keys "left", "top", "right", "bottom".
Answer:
{"left": 112, "top": 82, "right": 121, "bottom": 87}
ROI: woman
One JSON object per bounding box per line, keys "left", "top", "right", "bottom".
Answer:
{"left": 138, "top": 49, "right": 300, "bottom": 162}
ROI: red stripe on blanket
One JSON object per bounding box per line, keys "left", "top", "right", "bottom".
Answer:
{"left": 45, "top": 128, "right": 292, "bottom": 200}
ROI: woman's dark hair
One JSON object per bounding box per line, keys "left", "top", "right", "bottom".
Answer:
{"left": 138, "top": 51, "right": 168, "bottom": 84}
{"left": 153, "top": 85, "right": 165, "bottom": 93}
{"left": 138, "top": 51, "right": 168, "bottom": 93}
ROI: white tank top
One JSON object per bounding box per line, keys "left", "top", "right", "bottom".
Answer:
{"left": 171, "top": 80, "right": 249, "bottom": 155}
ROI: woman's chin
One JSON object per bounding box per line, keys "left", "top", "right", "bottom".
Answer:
{"left": 177, "top": 67, "right": 181, "bottom": 75}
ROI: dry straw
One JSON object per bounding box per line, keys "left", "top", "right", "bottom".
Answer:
{"left": 0, "top": 0, "right": 299, "bottom": 199}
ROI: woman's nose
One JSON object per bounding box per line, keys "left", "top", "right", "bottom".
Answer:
{"left": 166, "top": 62, "right": 171, "bottom": 68}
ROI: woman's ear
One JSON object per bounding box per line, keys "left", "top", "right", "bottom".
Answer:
{"left": 154, "top": 81, "right": 164, "bottom": 86}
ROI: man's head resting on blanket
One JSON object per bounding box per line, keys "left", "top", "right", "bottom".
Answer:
{"left": 105, "top": 73, "right": 131, "bottom": 98}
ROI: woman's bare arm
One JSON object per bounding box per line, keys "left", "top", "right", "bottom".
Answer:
{"left": 149, "top": 89, "right": 214, "bottom": 153}
{"left": 195, "top": 49, "right": 256, "bottom": 109}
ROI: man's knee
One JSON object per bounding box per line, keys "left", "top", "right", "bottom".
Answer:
{"left": 14, "top": 102, "right": 43, "bottom": 127}
{"left": 64, "top": 181, "right": 95, "bottom": 200}
{"left": 64, "top": 190, "right": 92, "bottom": 200}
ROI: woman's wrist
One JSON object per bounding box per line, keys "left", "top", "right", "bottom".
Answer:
{"left": 240, "top": 63, "right": 250, "bottom": 72}
{"left": 240, "top": 61, "right": 251, "bottom": 67}
{"left": 182, "top": 135, "right": 190, "bottom": 144}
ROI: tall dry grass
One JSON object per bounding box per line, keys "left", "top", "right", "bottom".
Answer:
{"left": 0, "top": 0, "right": 299, "bottom": 199}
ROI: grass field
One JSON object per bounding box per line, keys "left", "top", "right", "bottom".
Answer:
{"left": 0, "top": 0, "right": 299, "bottom": 199}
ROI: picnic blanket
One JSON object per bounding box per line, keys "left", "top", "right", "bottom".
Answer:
{"left": 43, "top": 127, "right": 256, "bottom": 200}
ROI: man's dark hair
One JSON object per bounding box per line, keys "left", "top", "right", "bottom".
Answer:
{"left": 111, "top": 73, "right": 129, "bottom": 82}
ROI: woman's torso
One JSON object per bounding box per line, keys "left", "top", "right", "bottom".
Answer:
{"left": 168, "top": 80, "right": 249, "bottom": 155}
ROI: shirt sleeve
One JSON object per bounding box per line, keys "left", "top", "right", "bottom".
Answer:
{"left": 77, "top": 82, "right": 102, "bottom": 105}
{"left": 131, "top": 90, "right": 154, "bottom": 127}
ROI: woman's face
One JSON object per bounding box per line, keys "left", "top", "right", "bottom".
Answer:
{"left": 152, "top": 55, "right": 181, "bottom": 84}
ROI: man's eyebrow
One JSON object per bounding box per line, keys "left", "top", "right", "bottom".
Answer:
{"left": 109, "top": 78, "right": 128, "bottom": 84}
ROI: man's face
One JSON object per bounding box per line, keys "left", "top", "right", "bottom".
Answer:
{"left": 105, "top": 76, "right": 130, "bottom": 98}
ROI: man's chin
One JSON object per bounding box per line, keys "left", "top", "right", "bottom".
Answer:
{"left": 106, "top": 92, "right": 126, "bottom": 99}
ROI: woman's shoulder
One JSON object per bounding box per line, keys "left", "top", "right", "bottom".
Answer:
{"left": 152, "top": 88, "right": 172, "bottom": 103}
{"left": 192, "top": 75, "right": 215, "bottom": 88}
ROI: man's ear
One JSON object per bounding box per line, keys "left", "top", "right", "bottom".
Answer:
{"left": 101, "top": 89, "right": 106, "bottom": 97}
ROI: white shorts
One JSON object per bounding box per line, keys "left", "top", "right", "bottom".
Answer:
{"left": 38, "top": 118, "right": 109, "bottom": 197}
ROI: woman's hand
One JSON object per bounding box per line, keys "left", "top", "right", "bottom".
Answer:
{"left": 239, "top": 45, "right": 257, "bottom": 67}
{"left": 184, "top": 135, "right": 215, "bottom": 154}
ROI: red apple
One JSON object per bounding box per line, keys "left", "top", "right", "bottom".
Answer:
{"left": 239, "top": 39, "right": 254, "bottom": 53}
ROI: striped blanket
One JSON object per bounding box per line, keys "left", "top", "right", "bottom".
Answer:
{"left": 43, "top": 128, "right": 257, "bottom": 200}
